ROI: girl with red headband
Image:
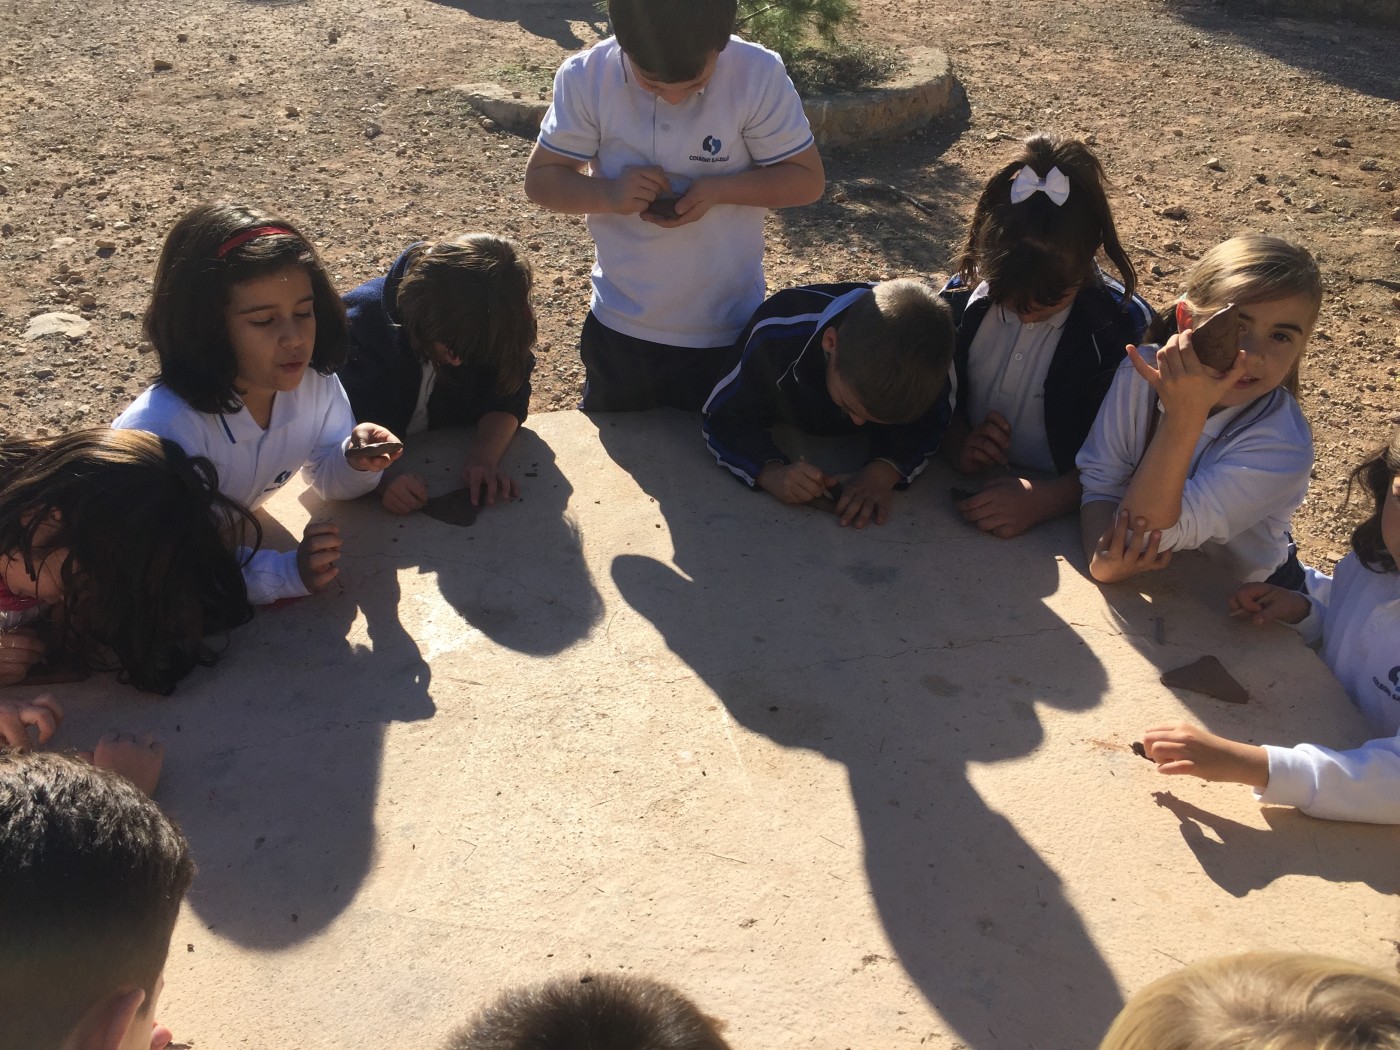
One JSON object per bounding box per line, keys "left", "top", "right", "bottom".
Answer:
{"left": 115, "top": 202, "right": 404, "bottom": 604}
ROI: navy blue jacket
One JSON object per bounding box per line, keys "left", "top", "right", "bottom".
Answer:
{"left": 943, "top": 275, "right": 1153, "bottom": 475}
{"left": 703, "top": 283, "right": 955, "bottom": 487}
{"left": 341, "top": 245, "right": 533, "bottom": 437}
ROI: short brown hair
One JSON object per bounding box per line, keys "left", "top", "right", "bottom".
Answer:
{"left": 396, "top": 234, "right": 537, "bottom": 396}
{"left": 0, "top": 751, "right": 195, "bottom": 1048}
{"left": 833, "top": 280, "right": 954, "bottom": 423}
{"left": 145, "top": 201, "right": 348, "bottom": 414}
{"left": 608, "top": 0, "right": 737, "bottom": 82}
{"left": 446, "top": 973, "right": 732, "bottom": 1050}
{"left": 1345, "top": 425, "right": 1400, "bottom": 574}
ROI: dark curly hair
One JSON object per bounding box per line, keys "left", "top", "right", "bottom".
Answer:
{"left": 0, "top": 428, "right": 256, "bottom": 693}
{"left": 1346, "top": 426, "right": 1400, "bottom": 574}
{"left": 144, "top": 201, "right": 347, "bottom": 414}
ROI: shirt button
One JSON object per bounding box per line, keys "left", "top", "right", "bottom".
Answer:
{"left": 1014, "top": 353, "right": 1023, "bottom": 360}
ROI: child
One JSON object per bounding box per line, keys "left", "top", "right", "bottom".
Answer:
{"left": 341, "top": 234, "right": 537, "bottom": 514}
{"left": 703, "top": 280, "right": 955, "bottom": 529}
{"left": 1098, "top": 952, "right": 1400, "bottom": 1049}
{"left": 114, "top": 202, "right": 405, "bottom": 604}
{"left": 943, "top": 134, "right": 1154, "bottom": 538}
{"left": 1141, "top": 430, "right": 1400, "bottom": 824}
{"left": 523, "top": 0, "right": 825, "bottom": 412}
{"left": 0, "top": 750, "right": 194, "bottom": 1050}
{"left": 0, "top": 429, "right": 253, "bottom": 696}
{"left": 1077, "top": 234, "right": 1321, "bottom": 586}
{"left": 446, "top": 973, "right": 732, "bottom": 1050}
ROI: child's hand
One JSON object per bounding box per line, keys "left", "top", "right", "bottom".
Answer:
{"left": 957, "top": 476, "right": 1040, "bottom": 538}
{"left": 606, "top": 165, "right": 670, "bottom": 215}
{"left": 381, "top": 473, "right": 429, "bottom": 515}
{"left": 461, "top": 460, "right": 520, "bottom": 507}
{"left": 757, "top": 461, "right": 835, "bottom": 505}
{"left": 297, "top": 520, "right": 342, "bottom": 592}
{"left": 954, "top": 411, "right": 1012, "bottom": 473}
{"left": 1128, "top": 336, "right": 1246, "bottom": 420}
{"left": 0, "top": 694, "right": 63, "bottom": 748}
{"left": 0, "top": 628, "right": 46, "bottom": 686}
{"left": 1089, "top": 508, "right": 1173, "bottom": 583}
{"left": 84, "top": 730, "right": 164, "bottom": 797}
{"left": 646, "top": 177, "right": 720, "bottom": 228}
{"left": 837, "top": 461, "right": 902, "bottom": 529}
{"left": 1141, "top": 722, "right": 1270, "bottom": 789}
{"left": 1228, "top": 582, "right": 1311, "bottom": 626}
{"left": 345, "top": 423, "right": 405, "bottom": 473}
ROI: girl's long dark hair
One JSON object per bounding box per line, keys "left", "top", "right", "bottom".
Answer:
{"left": 1346, "top": 427, "right": 1400, "bottom": 574}
{"left": 0, "top": 429, "right": 257, "bottom": 693}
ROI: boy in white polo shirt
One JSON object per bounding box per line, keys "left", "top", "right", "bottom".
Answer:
{"left": 524, "top": 0, "right": 825, "bottom": 412}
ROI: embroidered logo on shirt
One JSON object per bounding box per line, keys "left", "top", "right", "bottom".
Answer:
{"left": 1374, "top": 665, "right": 1400, "bottom": 704}
{"left": 689, "top": 134, "right": 729, "bottom": 163}
{"left": 263, "top": 469, "right": 294, "bottom": 493}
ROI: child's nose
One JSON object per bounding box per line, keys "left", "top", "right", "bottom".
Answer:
{"left": 276, "top": 317, "right": 304, "bottom": 345}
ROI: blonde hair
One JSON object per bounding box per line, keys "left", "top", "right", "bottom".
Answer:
{"left": 1099, "top": 953, "right": 1400, "bottom": 1050}
{"left": 1180, "top": 235, "right": 1323, "bottom": 397}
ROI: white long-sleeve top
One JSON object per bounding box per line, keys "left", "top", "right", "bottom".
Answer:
{"left": 1076, "top": 351, "right": 1313, "bottom": 582}
{"left": 113, "top": 373, "right": 377, "bottom": 603}
{"left": 1256, "top": 554, "right": 1400, "bottom": 823}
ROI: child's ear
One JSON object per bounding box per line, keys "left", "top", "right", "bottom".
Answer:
{"left": 821, "top": 326, "right": 839, "bottom": 359}
{"left": 1174, "top": 300, "right": 1193, "bottom": 333}
{"left": 76, "top": 987, "right": 146, "bottom": 1050}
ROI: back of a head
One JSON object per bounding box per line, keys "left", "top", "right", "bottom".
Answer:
{"left": 0, "top": 751, "right": 194, "bottom": 1049}
{"left": 959, "top": 133, "right": 1136, "bottom": 313}
{"left": 608, "top": 0, "right": 738, "bottom": 82}
{"left": 1098, "top": 953, "right": 1400, "bottom": 1050}
{"left": 1181, "top": 234, "right": 1323, "bottom": 319}
{"left": 836, "top": 280, "right": 954, "bottom": 424}
{"left": 446, "top": 973, "right": 733, "bottom": 1050}
{"left": 396, "top": 233, "right": 537, "bottom": 395}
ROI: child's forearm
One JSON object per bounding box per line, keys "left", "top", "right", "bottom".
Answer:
{"left": 1080, "top": 499, "right": 1118, "bottom": 565}
{"left": 1029, "top": 470, "right": 1084, "bottom": 524}
{"left": 1120, "top": 410, "right": 1208, "bottom": 530}
{"left": 523, "top": 159, "right": 611, "bottom": 215}
{"left": 695, "top": 146, "right": 824, "bottom": 209}
{"left": 465, "top": 412, "right": 520, "bottom": 470}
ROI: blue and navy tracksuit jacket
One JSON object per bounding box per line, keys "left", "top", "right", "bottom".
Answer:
{"left": 702, "top": 283, "right": 955, "bottom": 488}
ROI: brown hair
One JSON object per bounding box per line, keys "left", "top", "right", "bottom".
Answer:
{"left": 0, "top": 751, "right": 195, "bottom": 1048}
{"left": 1178, "top": 234, "right": 1323, "bottom": 398}
{"left": 446, "top": 973, "right": 732, "bottom": 1050}
{"left": 833, "top": 280, "right": 954, "bottom": 423}
{"left": 1098, "top": 952, "right": 1400, "bottom": 1050}
{"left": 1345, "top": 426, "right": 1400, "bottom": 574}
{"left": 608, "top": 0, "right": 737, "bottom": 82}
{"left": 0, "top": 428, "right": 255, "bottom": 693}
{"left": 144, "top": 201, "right": 348, "bottom": 414}
{"left": 958, "top": 134, "right": 1136, "bottom": 314}
{"left": 395, "top": 234, "right": 537, "bottom": 396}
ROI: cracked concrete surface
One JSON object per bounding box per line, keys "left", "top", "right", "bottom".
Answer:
{"left": 45, "top": 410, "right": 1399, "bottom": 1049}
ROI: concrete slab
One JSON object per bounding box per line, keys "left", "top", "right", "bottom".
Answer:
{"left": 44, "top": 410, "right": 1399, "bottom": 1049}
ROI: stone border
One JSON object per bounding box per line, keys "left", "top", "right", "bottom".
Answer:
{"left": 456, "top": 46, "right": 961, "bottom": 149}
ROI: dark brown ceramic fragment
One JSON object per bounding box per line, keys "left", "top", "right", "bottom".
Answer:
{"left": 1160, "top": 655, "right": 1249, "bottom": 705}
{"left": 423, "top": 488, "right": 480, "bottom": 528}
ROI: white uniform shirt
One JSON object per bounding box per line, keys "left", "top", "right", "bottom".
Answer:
{"left": 1257, "top": 554, "right": 1400, "bottom": 823}
{"left": 964, "top": 281, "right": 1068, "bottom": 475}
{"left": 538, "top": 36, "right": 814, "bottom": 348}
{"left": 1076, "top": 351, "right": 1312, "bottom": 582}
{"left": 114, "top": 372, "right": 377, "bottom": 603}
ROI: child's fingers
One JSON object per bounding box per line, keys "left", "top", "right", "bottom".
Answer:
{"left": 1101, "top": 508, "right": 1129, "bottom": 555}
{"left": 0, "top": 708, "right": 30, "bottom": 748}
{"left": 985, "top": 410, "right": 1013, "bottom": 436}
{"left": 20, "top": 700, "right": 62, "bottom": 744}
{"left": 303, "top": 520, "right": 340, "bottom": 539}
{"left": 1125, "top": 345, "right": 1162, "bottom": 388}
{"left": 304, "top": 548, "right": 341, "bottom": 573}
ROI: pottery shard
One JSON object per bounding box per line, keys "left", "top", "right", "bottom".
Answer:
{"left": 23, "top": 312, "right": 90, "bottom": 340}
{"left": 423, "top": 488, "right": 479, "bottom": 528}
{"left": 1160, "top": 656, "right": 1249, "bottom": 705}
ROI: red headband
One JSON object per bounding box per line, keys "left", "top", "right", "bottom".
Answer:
{"left": 216, "top": 225, "right": 297, "bottom": 259}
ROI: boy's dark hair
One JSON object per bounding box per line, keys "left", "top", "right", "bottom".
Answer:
{"left": 833, "top": 280, "right": 954, "bottom": 424}
{"left": 145, "top": 201, "right": 348, "bottom": 414}
{"left": 608, "top": 0, "right": 737, "bottom": 82}
{"left": 1346, "top": 426, "right": 1400, "bottom": 574}
{"left": 0, "top": 751, "right": 194, "bottom": 1048}
{"left": 0, "top": 428, "right": 256, "bottom": 693}
{"left": 396, "top": 234, "right": 537, "bottom": 396}
{"left": 446, "top": 973, "right": 733, "bottom": 1050}
{"left": 958, "top": 134, "right": 1137, "bottom": 316}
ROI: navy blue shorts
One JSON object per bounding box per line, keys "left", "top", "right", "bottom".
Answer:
{"left": 579, "top": 312, "right": 739, "bottom": 413}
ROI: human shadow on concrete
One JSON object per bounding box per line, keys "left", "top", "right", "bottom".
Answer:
{"left": 1153, "top": 792, "right": 1400, "bottom": 898}
{"left": 1167, "top": 3, "right": 1399, "bottom": 101}
{"left": 593, "top": 411, "right": 1122, "bottom": 1050}
{"left": 425, "top": 0, "right": 606, "bottom": 49}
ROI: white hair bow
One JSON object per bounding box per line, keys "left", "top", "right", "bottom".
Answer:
{"left": 1009, "top": 165, "right": 1071, "bottom": 205}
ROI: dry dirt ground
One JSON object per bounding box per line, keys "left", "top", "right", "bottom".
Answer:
{"left": 1, "top": 0, "right": 1396, "bottom": 568}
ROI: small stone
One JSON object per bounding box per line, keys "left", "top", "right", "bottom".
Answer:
{"left": 327, "top": 28, "right": 340, "bottom": 44}
{"left": 1392, "top": 207, "right": 1400, "bottom": 221}
{"left": 112, "top": 221, "right": 130, "bottom": 231}
{"left": 57, "top": 261, "right": 69, "bottom": 275}
{"left": 1302, "top": 200, "right": 1322, "bottom": 213}
{"left": 120, "top": 309, "right": 137, "bottom": 320}
{"left": 1160, "top": 205, "right": 1188, "bottom": 220}
{"left": 95, "top": 238, "right": 117, "bottom": 251}
{"left": 33, "top": 369, "right": 56, "bottom": 381}
{"left": 23, "top": 313, "right": 90, "bottom": 341}
{"left": 137, "top": 340, "right": 155, "bottom": 354}
{"left": 1205, "top": 157, "right": 1224, "bottom": 171}
{"left": 1380, "top": 180, "right": 1395, "bottom": 192}
{"left": 153, "top": 58, "right": 173, "bottom": 72}
{"left": 1359, "top": 158, "right": 1380, "bottom": 171}
{"left": 365, "top": 122, "right": 382, "bottom": 139}
{"left": 1393, "top": 240, "right": 1400, "bottom": 252}
{"left": 1150, "top": 262, "right": 1165, "bottom": 277}
{"left": 478, "top": 117, "right": 499, "bottom": 132}
{"left": 1162, "top": 240, "right": 1181, "bottom": 253}
{"left": 177, "top": 32, "right": 188, "bottom": 42}
{"left": 1, "top": 224, "right": 12, "bottom": 238}
{"left": 1333, "top": 137, "right": 1351, "bottom": 148}
{"left": 77, "top": 292, "right": 97, "bottom": 309}
{"left": 552, "top": 274, "right": 565, "bottom": 286}
{"left": 49, "top": 236, "right": 75, "bottom": 249}
{"left": 286, "top": 105, "right": 300, "bottom": 118}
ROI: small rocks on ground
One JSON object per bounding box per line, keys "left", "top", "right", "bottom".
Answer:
{"left": 286, "top": 105, "right": 300, "bottom": 118}
{"left": 1333, "top": 137, "right": 1352, "bottom": 148}
{"left": 23, "top": 313, "right": 90, "bottom": 341}
{"left": 153, "top": 59, "right": 173, "bottom": 72}
{"left": 1205, "top": 157, "right": 1224, "bottom": 171}
{"left": 1160, "top": 205, "right": 1188, "bottom": 220}
{"left": 1359, "top": 159, "right": 1380, "bottom": 172}
{"left": 365, "top": 122, "right": 383, "bottom": 139}
{"left": 95, "top": 238, "right": 116, "bottom": 251}
{"left": 327, "top": 28, "right": 340, "bottom": 44}
{"left": 176, "top": 32, "right": 188, "bottom": 42}
{"left": 479, "top": 117, "right": 499, "bottom": 132}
